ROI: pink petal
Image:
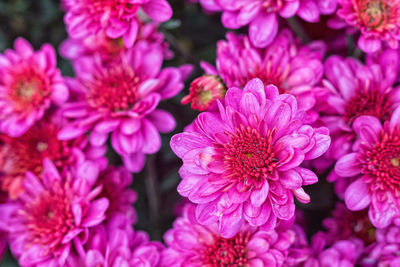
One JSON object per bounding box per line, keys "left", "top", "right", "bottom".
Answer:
{"left": 249, "top": 13, "right": 278, "bottom": 48}
{"left": 122, "top": 153, "right": 146, "bottom": 173}
{"left": 353, "top": 116, "right": 382, "bottom": 144}
{"left": 250, "top": 181, "right": 269, "bottom": 207}
{"left": 297, "top": 0, "right": 320, "bottom": 22}
{"left": 335, "top": 153, "right": 361, "bottom": 177}
{"left": 142, "top": 0, "right": 172, "bottom": 22}
{"left": 344, "top": 179, "right": 371, "bottom": 211}
{"left": 358, "top": 35, "right": 381, "bottom": 53}
{"left": 147, "top": 110, "right": 176, "bottom": 133}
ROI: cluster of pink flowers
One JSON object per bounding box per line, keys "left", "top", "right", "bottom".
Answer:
{"left": 0, "top": 0, "right": 187, "bottom": 265}
{"left": 1, "top": 0, "right": 400, "bottom": 266}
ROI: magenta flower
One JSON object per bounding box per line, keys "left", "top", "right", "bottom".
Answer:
{"left": 322, "top": 203, "right": 375, "bottom": 245}
{"left": 335, "top": 106, "right": 400, "bottom": 228}
{"left": 60, "top": 19, "right": 173, "bottom": 65}
{"left": 304, "top": 233, "right": 364, "bottom": 267}
{"left": 0, "top": 38, "right": 68, "bottom": 137}
{"left": 197, "top": 0, "right": 336, "bottom": 48}
{"left": 96, "top": 166, "right": 138, "bottom": 223}
{"left": 362, "top": 224, "right": 400, "bottom": 266}
{"left": 181, "top": 75, "right": 227, "bottom": 111}
{"left": 85, "top": 214, "right": 163, "bottom": 266}
{"left": 203, "top": 30, "right": 325, "bottom": 122}
{"left": 0, "top": 159, "right": 109, "bottom": 266}
{"left": 58, "top": 42, "right": 192, "bottom": 172}
{"left": 330, "top": 0, "right": 400, "bottom": 53}
{"left": 162, "top": 204, "right": 299, "bottom": 266}
{"left": 0, "top": 112, "right": 106, "bottom": 199}
{"left": 63, "top": 0, "right": 172, "bottom": 48}
{"left": 316, "top": 50, "right": 400, "bottom": 160}
{"left": 170, "top": 78, "right": 330, "bottom": 237}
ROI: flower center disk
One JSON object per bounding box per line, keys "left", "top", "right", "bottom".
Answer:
{"left": 360, "top": 127, "right": 400, "bottom": 192}
{"left": 87, "top": 65, "right": 140, "bottom": 111}
{"left": 356, "top": 0, "right": 400, "bottom": 31}
{"left": 223, "top": 126, "right": 277, "bottom": 189}
{"left": 24, "top": 188, "right": 74, "bottom": 250}
{"left": 202, "top": 232, "right": 250, "bottom": 266}
{"left": 9, "top": 65, "right": 51, "bottom": 111}
{"left": 344, "top": 89, "right": 391, "bottom": 125}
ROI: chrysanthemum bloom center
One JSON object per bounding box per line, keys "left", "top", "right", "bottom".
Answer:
{"left": 241, "top": 64, "right": 289, "bottom": 94}
{"left": 202, "top": 232, "right": 250, "bottom": 266}
{"left": 357, "top": 0, "right": 389, "bottom": 29}
{"left": 87, "top": 65, "right": 141, "bottom": 111}
{"left": 88, "top": 36, "right": 125, "bottom": 57}
{"left": 23, "top": 187, "right": 73, "bottom": 249}
{"left": 344, "top": 89, "right": 391, "bottom": 125}
{"left": 8, "top": 65, "right": 51, "bottom": 111}
{"left": 223, "top": 126, "right": 277, "bottom": 189}
{"left": 86, "top": 0, "right": 139, "bottom": 18}
{"left": 0, "top": 122, "right": 73, "bottom": 195}
{"left": 360, "top": 127, "right": 400, "bottom": 192}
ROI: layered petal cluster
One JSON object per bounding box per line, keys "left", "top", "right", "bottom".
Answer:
{"left": 322, "top": 203, "right": 375, "bottom": 245}
{"left": 362, "top": 224, "right": 400, "bottom": 266}
{"left": 0, "top": 112, "right": 107, "bottom": 199}
{"left": 335, "top": 106, "right": 400, "bottom": 228}
{"left": 170, "top": 78, "right": 330, "bottom": 237}
{"left": 330, "top": 0, "right": 400, "bottom": 53}
{"left": 198, "top": 0, "right": 336, "bottom": 48}
{"left": 162, "top": 204, "right": 298, "bottom": 266}
{"left": 181, "top": 75, "right": 227, "bottom": 111}
{"left": 0, "top": 159, "right": 109, "bottom": 266}
{"left": 60, "top": 19, "right": 173, "bottom": 66}
{"left": 316, "top": 50, "right": 400, "bottom": 161}
{"left": 96, "top": 166, "right": 138, "bottom": 223}
{"left": 204, "top": 30, "right": 325, "bottom": 122}
{"left": 303, "top": 233, "right": 364, "bottom": 267}
{"left": 59, "top": 42, "right": 191, "bottom": 172}
{"left": 84, "top": 214, "right": 163, "bottom": 266}
{"left": 0, "top": 38, "right": 68, "bottom": 137}
{"left": 63, "top": 0, "right": 172, "bottom": 48}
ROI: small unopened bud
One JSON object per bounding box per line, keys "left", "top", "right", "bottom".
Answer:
{"left": 182, "top": 75, "right": 226, "bottom": 111}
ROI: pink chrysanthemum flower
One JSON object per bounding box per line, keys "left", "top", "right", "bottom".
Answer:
{"left": 197, "top": 0, "right": 336, "bottom": 48}
{"left": 335, "top": 106, "right": 400, "bottom": 228}
{"left": 202, "top": 30, "right": 325, "bottom": 122}
{"left": 0, "top": 38, "right": 68, "bottom": 137}
{"left": 60, "top": 19, "right": 173, "bottom": 65}
{"left": 316, "top": 50, "right": 400, "bottom": 160}
{"left": 362, "top": 224, "right": 400, "bottom": 266}
{"left": 84, "top": 214, "right": 163, "bottom": 266}
{"left": 330, "top": 0, "right": 400, "bottom": 53}
{"left": 181, "top": 75, "right": 227, "bottom": 111}
{"left": 323, "top": 203, "right": 375, "bottom": 245}
{"left": 59, "top": 42, "right": 192, "bottom": 172}
{"left": 162, "top": 204, "right": 299, "bottom": 266}
{"left": 63, "top": 0, "right": 172, "bottom": 48}
{"left": 96, "top": 166, "right": 138, "bottom": 223}
{"left": 0, "top": 159, "right": 109, "bottom": 266}
{"left": 170, "top": 78, "right": 330, "bottom": 237}
{"left": 0, "top": 113, "right": 106, "bottom": 199}
{"left": 303, "top": 232, "right": 364, "bottom": 267}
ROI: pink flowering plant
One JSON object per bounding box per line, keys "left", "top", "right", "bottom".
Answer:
{"left": 1, "top": 0, "right": 400, "bottom": 266}
{"left": 171, "top": 78, "right": 330, "bottom": 237}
